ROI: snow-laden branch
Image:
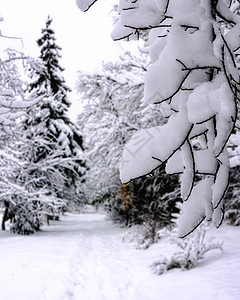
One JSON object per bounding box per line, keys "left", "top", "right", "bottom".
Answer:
{"left": 77, "top": 0, "right": 240, "bottom": 236}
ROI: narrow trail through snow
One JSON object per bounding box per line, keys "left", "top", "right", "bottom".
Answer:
{"left": 40, "top": 213, "right": 148, "bottom": 300}
{"left": 67, "top": 214, "right": 136, "bottom": 300}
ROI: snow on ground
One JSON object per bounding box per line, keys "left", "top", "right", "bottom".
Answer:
{"left": 0, "top": 212, "right": 239, "bottom": 300}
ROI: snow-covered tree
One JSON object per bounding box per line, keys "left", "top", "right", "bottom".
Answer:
{"left": 0, "top": 49, "right": 40, "bottom": 133}
{"left": 0, "top": 128, "right": 68, "bottom": 234}
{"left": 25, "top": 16, "right": 85, "bottom": 206}
{"left": 77, "top": 0, "right": 240, "bottom": 237}
{"left": 76, "top": 52, "right": 148, "bottom": 202}
{"left": 0, "top": 48, "right": 66, "bottom": 234}
{"left": 77, "top": 51, "right": 180, "bottom": 229}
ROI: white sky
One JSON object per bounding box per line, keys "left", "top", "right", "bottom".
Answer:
{"left": 0, "top": 0, "right": 133, "bottom": 120}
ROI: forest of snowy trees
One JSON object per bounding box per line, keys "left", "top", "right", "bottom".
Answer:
{"left": 0, "top": 0, "right": 239, "bottom": 249}
{"left": 0, "top": 3, "right": 240, "bottom": 298}
{"left": 0, "top": 3, "right": 240, "bottom": 293}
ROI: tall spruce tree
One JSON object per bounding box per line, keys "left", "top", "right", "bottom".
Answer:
{"left": 24, "top": 16, "right": 85, "bottom": 207}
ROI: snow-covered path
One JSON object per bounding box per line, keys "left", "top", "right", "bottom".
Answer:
{"left": 0, "top": 213, "right": 151, "bottom": 300}
{"left": 0, "top": 212, "right": 240, "bottom": 300}
{"left": 68, "top": 214, "right": 137, "bottom": 300}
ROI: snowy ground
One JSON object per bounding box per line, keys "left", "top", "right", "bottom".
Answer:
{"left": 0, "top": 211, "right": 239, "bottom": 300}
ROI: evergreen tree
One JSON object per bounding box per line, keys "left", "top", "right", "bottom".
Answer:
{"left": 29, "top": 15, "right": 71, "bottom": 99}
{"left": 24, "top": 16, "right": 85, "bottom": 207}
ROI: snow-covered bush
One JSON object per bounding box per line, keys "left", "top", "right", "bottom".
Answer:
{"left": 77, "top": 0, "right": 240, "bottom": 237}
{"left": 9, "top": 200, "right": 42, "bottom": 235}
{"left": 150, "top": 224, "right": 223, "bottom": 275}
{"left": 104, "top": 166, "right": 180, "bottom": 230}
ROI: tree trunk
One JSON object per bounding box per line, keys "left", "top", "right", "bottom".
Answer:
{"left": 1, "top": 207, "right": 9, "bottom": 231}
